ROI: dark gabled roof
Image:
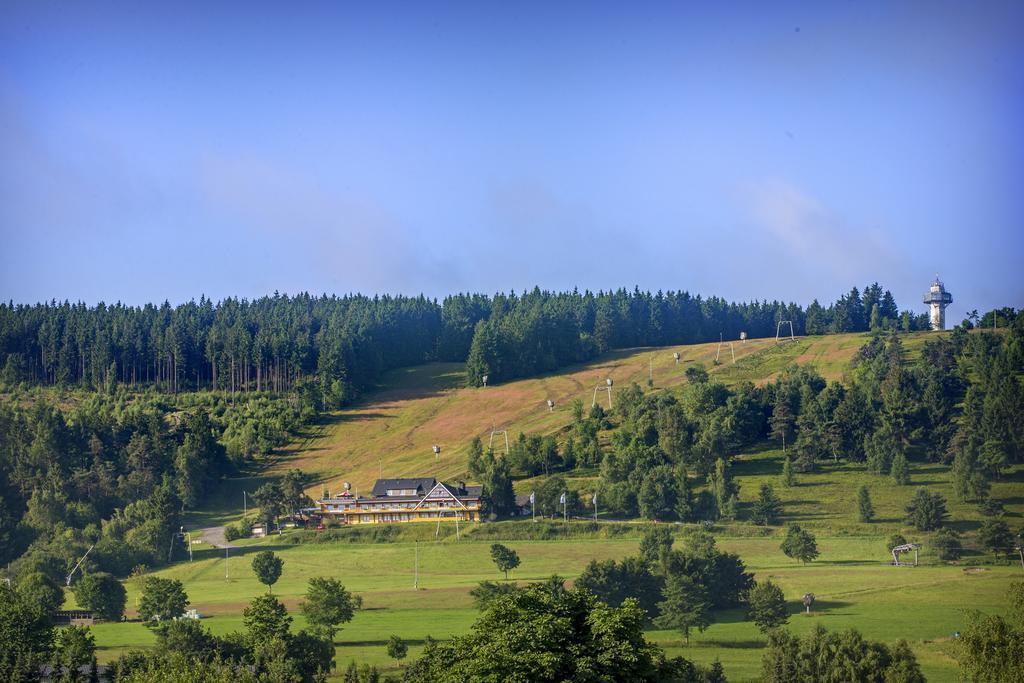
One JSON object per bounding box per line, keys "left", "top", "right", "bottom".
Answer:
{"left": 371, "top": 478, "right": 437, "bottom": 497}
{"left": 462, "top": 485, "right": 483, "bottom": 498}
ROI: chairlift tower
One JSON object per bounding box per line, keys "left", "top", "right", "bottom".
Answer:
{"left": 776, "top": 320, "right": 795, "bottom": 344}
{"left": 481, "top": 374, "right": 489, "bottom": 387}
{"left": 891, "top": 543, "right": 921, "bottom": 566}
{"left": 489, "top": 426, "right": 510, "bottom": 456}
{"left": 592, "top": 378, "right": 613, "bottom": 409}
{"left": 923, "top": 276, "right": 953, "bottom": 331}
{"left": 432, "top": 444, "right": 441, "bottom": 461}
{"left": 673, "top": 352, "right": 681, "bottom": 364}
{"left": 546, "top": 399, "right": 555, "bottom": 412}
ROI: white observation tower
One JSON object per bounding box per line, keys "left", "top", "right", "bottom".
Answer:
{"left": 923, "top": 275, "right": 952, "bottom": 331}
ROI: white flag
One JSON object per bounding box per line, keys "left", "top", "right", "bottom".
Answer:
{"left": 592, "top": 493, "right": 598, "bottom": 505}
{"left": 559, "top": 492, "right": 566, "bottom": 505}
{"left": 529, "top": 492, "right": 535, "bottom": 505}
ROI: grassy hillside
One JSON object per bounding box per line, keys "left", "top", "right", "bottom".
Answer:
{"left": 270, "top": 331, "right": 938, "bottom": 498}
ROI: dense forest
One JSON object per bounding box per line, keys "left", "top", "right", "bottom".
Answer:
{"left": 0, "top": 392, "right": 308, "bottom": 573}
{"left": 0, "top": 283, "right": 931, "bottom": 401}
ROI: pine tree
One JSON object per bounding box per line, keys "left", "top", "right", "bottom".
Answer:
{"left": 751, "top": 483, "right": 783, "bottom": 526}
{"left": 890, "top": 450, "right": 910, "bottom": 485}
{"left": 782, "top": 457, "right": 796, "bottom": 487}
{"left": 653, "top": 574, "right": 712, "bottom": 646}
{"left": 856, "top": 485, "right": 874, "bottom": 523}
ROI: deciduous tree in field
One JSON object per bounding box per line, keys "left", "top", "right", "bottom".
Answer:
{"left": 748, "top": 580, "right": 789, "bottom": 633}
{"left": 301, "top": 577, "right": 358, "bottom": 638}
{"left": 243, "top": 594, "right": 292, "bottom": 646}
{"left": 73, "top": 572, "right": 126, "bottom": 622}
{"left": 252, "top": 550, "right": 284, "bottom": 593}
{"left": 16, "top": 572, "right": 64, "bottom": 614}
{"left": 138, "top": 577, "right": 189, "bottom": 624}
{"left": 489, "top": 543, "right": 520, "bottom": 580}
{"left": 780, "top": 524, "right": 819, "bottom": 564}
{"left": 386, "top": 635, "right": 407, "bottom": 665}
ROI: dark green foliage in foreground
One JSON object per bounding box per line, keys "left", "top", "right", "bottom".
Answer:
{"left": 469, "top": 581, "right": 521, "bottom": 610}
{"left": 0, "top": 582, "right": 54, "bottom": 681}
{"left": 954, "top": 585, "right": 1024, "bottom": 683}
{"left": 405, "top": 581, "right": 714, "bottom": 682}
{"left": 118, "top": 589, "right": 335, "bottom": 682}
{"left": 762, "top": 624, "right": 924, "bottom": 682}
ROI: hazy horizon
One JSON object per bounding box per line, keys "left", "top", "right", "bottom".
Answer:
{"left": 2, "top": 2, "right": 1022, "bottom": 318}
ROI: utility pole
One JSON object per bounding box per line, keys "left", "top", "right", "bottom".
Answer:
{"left": 224, "top": 547, "right": 230, "bottom": 581}
{"left": 413, "top": 541, "right": 419, "bottom": 590}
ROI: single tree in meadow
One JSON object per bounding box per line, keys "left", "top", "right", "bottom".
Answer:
{"left": 978, "top": 519, "right": 1014, "bottom": 558}
{"left": 138, "top": 577, "right": 189, "bottom": 624}
{"left": 782, "top": 457, "right": 796, "bottom": 487}
{"left": 301, "top": 577, "right": 358, "bottom": 638}
{"left": 386, "top": 635, "right": 408, "bottom": 665}
{"left": 748, "top": 580, "right": 789, "bottom": 633}
{"left": 781, "top": 524, "right": 819, "bottom": 564}
{"left": 856, "top": 485, "right": 874, "bottom": 523}
{"left": 489, "top": 543, "right": 521, "bottom": 580}
{"left": 932, "top": 528, "right": 963, "bottom": 561}
{"left": 73, "top": 572, "right": 126, "bottom": 622}
{"left": 890, "top": 451, "right": 910, "bottom": 485}
{"left": 252, "top": 550, "right": 284, "bottom": 593}
{"left": 904, "top": 489, "right": 948, "bottom": 531}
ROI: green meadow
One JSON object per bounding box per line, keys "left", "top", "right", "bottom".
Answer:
{"left": 83, "top": 440, "right": 1023, "bottom": 681}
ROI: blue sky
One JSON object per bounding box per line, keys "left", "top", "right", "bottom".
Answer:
{"left": 2, "top": 1, "right": 1022, "bottom": 317}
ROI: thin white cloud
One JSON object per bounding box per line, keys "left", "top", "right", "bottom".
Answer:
{"left": 742, "top": 178, "right": 900, "bottom": 281}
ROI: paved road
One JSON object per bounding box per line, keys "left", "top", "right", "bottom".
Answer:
{"left": 198, "top": 525, "right": 227, "bottom": 548}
